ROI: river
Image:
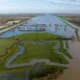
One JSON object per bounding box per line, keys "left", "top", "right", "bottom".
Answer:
{"left": 0, "top": 15, "right": 76, "bottom": 38}
{"left": 57, "top": 40, "right": 80, "bottom": 80}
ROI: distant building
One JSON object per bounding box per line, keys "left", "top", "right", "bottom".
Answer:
{"left": 0, "top": 25, "right": 6, "bottom": 29}
{"left": 7, "top": 21, "right": 20, "bottom": 25}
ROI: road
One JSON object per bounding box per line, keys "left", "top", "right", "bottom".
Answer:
{"left": 60, "top": 18, "right": 80, "bottom": 30}
{"left": 59, "top": 17, "right": 80, "bottom": 37}
{"left": 0, "top": 21, "right": 28, "bottom": 34}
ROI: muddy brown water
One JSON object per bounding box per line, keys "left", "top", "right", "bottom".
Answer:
{"left": 57, "top": 41, "right": 80, "bottom": 80}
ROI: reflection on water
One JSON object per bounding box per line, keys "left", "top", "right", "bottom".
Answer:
{"left": 57, "top": 41, "right": 80, "bottom": 80}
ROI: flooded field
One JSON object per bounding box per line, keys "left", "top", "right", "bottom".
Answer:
{"left": 0, "top": 14, "right": 79, "bottom": 80}
{"left": 57, "top": 40, "right": 80, "bottom": 80}
{"left": 0, "top": 15, "right": 76, "bottom": 38}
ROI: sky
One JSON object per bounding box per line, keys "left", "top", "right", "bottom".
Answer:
{"left": 0, "top": 0, "right": 80, "bottom": 14}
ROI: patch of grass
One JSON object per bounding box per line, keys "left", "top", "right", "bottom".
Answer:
{"left": 0, "top": 49, "right": 6, "bottom": 55}
{"left": 0, "top": 39, "right": 15, "bottom": 47}
{"left": 13, "top": 32, "right": 62, "bottom": 41}
{"left": 50, "top": 53, "right": 69, "bottom": 64}
{"left": 45, "top": 65, "right": 65, "bottom": 72}
{"left": 59, "top": 16, "right": 79, "bottom": 37}
{"left": 61, "top": 20, "right": 75, "bottom": 29}
{"left": 59, "top": 48, "right": 72, "bottom": 59}
{"left": 11, "top": 41, "right": 68, "bottom": 65}
{"left": 75, "top": 28, "right": 79, "bottom": 37}
{"left": 15, "top": 74, "right": 25, "bottom": 78}
{"left": 57, "top": 54, "right": 69, "bottom": 64}
{"left": 0, "top": 39, "right": 15, "bottom": 55}
{"left": 60, "top": 16, "right": 80, "bottom": 28}
{"left": 63, "top": 20, "right": 79, "bottom": 37}
{"left": 0, "top": 45, "right": 31, "bottom": 73}
{"left": 59, "top": 16, "right": 71, "bottom": 21}
{"left": 11, "top": 42, "right": 58, "bottom": 64}
{"left": 30, "top": 64, "right": 65, "bottom": 79}
{"left": 59, "top": 41, "right": 72, "bottom": 59}
{"left": 51, "top": 46, "right": 69, "bottom": 64}
{"left": 65, "top": 41, "right": 69, "bottom": 49}
{"left": 0, "top": 33, "right": 70, "bottom": 74}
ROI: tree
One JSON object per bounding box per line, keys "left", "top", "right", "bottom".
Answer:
{"left": 71, "top": 34, "right": 75, "bottom": 40}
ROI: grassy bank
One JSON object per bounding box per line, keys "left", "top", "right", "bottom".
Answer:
{"left": 65, "top": 41, "right": 69, "bottom": 49}
{"left": 11, "top": 41, "right": 69, "bottom": 65}
{"left": 59, "top": 16, "right": 79, "bottom": 37}
{"left": 75, "top": 28, "right": 79, "bottom": 37}
{"left": 10, "top": 33, "right": 69, "bottom": 65}
{"left": 0, "top": 45, "right": 28, "bottom": 73}
{"left": 59, "top": 41, "right": 72, "bottom": 59}
{"left": 0, "top": 39, "right": 15, "bottom": 55}
{"left": 31, "top": 64, "right": 65, "bottom": 80}
{"left": 61, "top": 19, "right": 79, "bottom": 37}
{"left": 13, "top": 32, "right": 62, "bottom": 41}
{"left": 0, "top": 46, "right": 34, "bottom": 74}
{"left": 0, "top": 33, "right": 70, "bottom": 73}
{"left": 0, "top": 43, "right": 67, "bottom": 73}
{"left": 59, "top": 16, "right": 71, "bottom": 21}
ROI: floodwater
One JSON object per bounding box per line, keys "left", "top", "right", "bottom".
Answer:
{"left": 0, "top": 15, "right": 75, "bottom": 38}
{"left": 57, "top": 40, "right": 80, "bottom": 80}
{"left": 0, "top": 14, "right": 79, "bottom": 80}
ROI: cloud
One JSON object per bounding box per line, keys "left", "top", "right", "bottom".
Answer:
{"left": 46, "top": 0, "right": 80, "bottom": 4}
{"left": 0, "top": 0, "right": 57, "bottom": 13}
{"left": 0, "top": 0, "right": 79, "bottom": 13}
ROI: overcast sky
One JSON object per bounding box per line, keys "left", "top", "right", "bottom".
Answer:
{"left": 0, "top": 0, "right": 80, "bottom": 14}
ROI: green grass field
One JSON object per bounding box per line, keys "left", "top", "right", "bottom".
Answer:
{"left": 14, "top": 32, "right": 62, "bottom": 41}
{"left": 59, "top": 41, "right": 72, "bottom": 59}
{"left": 65, "top": 41, "right": 69, "bottom": 49}
{"left": 10, "top": 33, "right": 69, "bottom": 65}
{"left": 30, "top": 64, "right": 65, "bottom": 79}
{"left": 59, "top": 16, "right": 71, "bottom": 21}
{"left": 11, "top": 41, "right": 68, "bottom": 65}
{"left": 0, "top": 44, "right": 66, "bottom": 74}
{"left": 0, "top": 32, "right": 71, "bottom": 74}
{"left": 0, "top": 45, "right": 31, "bottom": 73}
{"left": 0, "top": 39, "right": 15, "bottom": 55}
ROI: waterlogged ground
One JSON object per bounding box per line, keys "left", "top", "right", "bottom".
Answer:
{"left": 0, "top": 15, "right": 76, "bottom": 38}
{"left": 0, "top": 14, "right": 79, "bottom": 80}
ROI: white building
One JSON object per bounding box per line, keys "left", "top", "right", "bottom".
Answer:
{"left": 0, "top": 25, "right": 6, "bottom": 29}
{"left": 7, "top": 21, "right": 20, "bottom": 25}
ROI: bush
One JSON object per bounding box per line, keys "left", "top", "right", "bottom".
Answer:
{"left": 75, "top": 28, "right": 79, "bottom": 37}
{"left": 59, "top": 48, "right": 72, "bottom": 59}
